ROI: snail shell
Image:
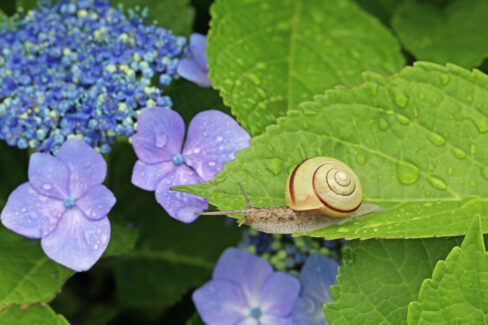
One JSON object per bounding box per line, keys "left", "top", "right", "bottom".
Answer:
{"left": 285, "top": 157, "right": 362, "bottom": 218}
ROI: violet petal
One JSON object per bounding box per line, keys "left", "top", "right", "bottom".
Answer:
{"left": 131, "top": 160, "right": 175, "bottom": 191}
{"left": 292, "top": 253, "right": 339, "bottom": 325}
{"left": 76, "top": 185, "right": 116, "bottom": 220}
{"left": 56, "top": 138, "right": 107, "bottom": 199}
{"left": 183, "top": 110, "right": 250, "bottom": 182}
{"left": 193, "top": 279, "right": 249, "bottom": 325}
{"left": 41, "top": 208, "right": 110, "bottom": 272}
{"left": 1, "top": 183, "right": 65, "bottom": 238}
{"left": 132, "top": 107, "right": 185, "bottom": 164}
{"left": 213, "top": 248, "right": 273, "bottom": 306}
{"left": 154, "top": 164, "right": 208, "bottom": 223}
{"left": 260, "top": 315, "right": 293, "bottom": 325}
{"left": 177, "top": 58, "right": 211, "bottom": 87}
{"left": 259, "top": 272, "right": 300, "bottom": 317}
{"left": 28, "top": 153, "right": 70, "bottom": 199}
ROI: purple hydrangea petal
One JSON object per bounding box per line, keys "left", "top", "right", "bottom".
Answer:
{"left": 131, "top": 160, "right": 175, "bottom": 191}
{"left": 154, "top": 164, "right": 208, "bottom": 223}
{"left": 236, "top": 318, "right": 259, "bottom": 325}
{"left": 132, "top": 108, "right": 185, "bottom": 164}
{"left": 28, "top": 153, "right": 70, "bottom": 199}
{"left": 177, "top": 58, "right": 211, "bottom": 87}
{"left": 190, "top": 33, "right": 209, "bottom": 68}
{"left": 260, "top": 272, "right": 300, "bottom": 317}
{"left": 193, "top": 279, "right": 249, "bottom": 325}
{"left": 56, "top": 138, "right": 107, "bottom": 199}
{"left": 1, "top": 183, "right": 65, "bottom": 238}
{"left": 292, "top": 254, "right": 339, "bottom": 325}
{"left": 182, "top": 110, "right": 250, "bottom": 182}
{"left": 41, "top": 208, "right": 110, "bottom": 272}
{"left": 177, "top": 33, "right": 211, "bottom": 87}
{"left": 260, "top": 315, "right": 293, "bottom": 325}
{"left": 213, "top": 248, "right": 273, "bottom": 306}
{"left": 76, "top": 185, "right": 116, "bottom": 220}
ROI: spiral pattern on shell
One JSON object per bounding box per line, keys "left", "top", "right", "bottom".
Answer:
{"left": 285, "top": 157, "right": 363, "bottom": 218}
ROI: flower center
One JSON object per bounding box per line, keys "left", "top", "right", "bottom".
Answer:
{"left": 250, "top": 307, "right": 262, "bottom": 319}
{"left": 172, "top": 154, "right": 184, "bottom": 166}
{"left": 64, "top": 197, "right": 76, "bottom": 209}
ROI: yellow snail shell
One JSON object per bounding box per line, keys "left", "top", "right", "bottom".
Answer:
{"left": 285, "top": 157, "right": 362, "bottom": 218}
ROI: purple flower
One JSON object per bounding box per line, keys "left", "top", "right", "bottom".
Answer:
{"left": 193, "top": 248, "right": 300, "bottom": 324}
{"left": 0, "top": 138, "right": 115, "bottom": 272}
{"left": 292, "top": 253, "right": 339, "bottom": 325}
{"left": 131, "top": 108, "right": 250, "bottom": 223}
{"left": 177, "top": 33, "right": 211, "bottom": 87}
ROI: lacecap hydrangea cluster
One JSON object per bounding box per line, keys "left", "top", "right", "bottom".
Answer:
{"left": 0, "top": 0, "right": 185, "bottom": 153}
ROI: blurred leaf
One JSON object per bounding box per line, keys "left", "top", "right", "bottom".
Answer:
{"left": 0, "top": 227, "right": 74, "bottom": 311}
{"left": 15, "top": 0, "right": 38, "bottom": 11}
{"left": 113, "top": 0, "right": 195, "bottom": 36}
{"left": 165, "top": 78, "right": 230, "bottom": 125}
{"left": 103, "top": 220, "right": 139, "bottom": 257}
{"left": 324, "top": 237, "right": 461, "bottom": 324}
{"left": 0, "top": 304, "right": 68, "bottom": 325}
{"left": 186, "top": 313, "right": 205, "bottom": 325}
{"left": 392, "top": 0, "right": 488, "bottom": 68}
{"left": 207, "top": 0, "right": 404, "bottom": 135}
{"left": 181, "top": 62, "right": 488, "bottom": 240}
{"left": 408, "top": 215, "right": 488, "bottom": 324}
{"left": 0, "top": 142, "right": 28, "bottom": 209}
{"left": 353, "top": 0, "right": 401, "bottom": 25}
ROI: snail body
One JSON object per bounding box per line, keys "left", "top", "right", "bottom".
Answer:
{"left": 198, "top": 157, "right": 382, "bottom": 234}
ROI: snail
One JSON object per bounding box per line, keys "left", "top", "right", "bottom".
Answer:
{"left": 198, "top": 157, "right": 383, "bottom": 234}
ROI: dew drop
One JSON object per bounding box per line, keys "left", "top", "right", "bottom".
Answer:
{"left": 428, "top": 175, "right": 447, "bottom": 190}
{"left": 427, "top": 133, "right": 445, "bottom": 146}
{"left": 440, "top": 74, "right": 450, "bottom": 85}
{"left": 428, "top": 162, "right": 435, "bottom": 171}
{"left": 396, "top": 114, "right": 410, "bottom": 125}
{"left": 448, "top": 166, "right": 453, "bottom": 175}
{"left": 216, "top": 136, "right": 223, "bottom": 142}
{"left": 355, "top": 153, "right": 367, "bottom": 165}
{"left": 481, "top": 166, "right": 488, "bottom": 180}
{"left": 450, "top": 147, "right": 466, "bottom": 159}
{"left": 93, "top": 244, "right": 99, "bottom": 250}
{"left": 193, "top": 148, "right": 200, "bottom": 154}
{"left": 245, "top": 73, "right": 261, "bottom": 85}
{"left": 378, "top": 118, "right": 389, "bottom": 131}
{"left": 264, "top": 158, "right": 282, "bottom": 175}
{"left": 470, "top": 143, "right": 478, "bottom": 154}
{"left": 397, "top": 161, "right": 419, "bottom": 184}
{"left": 393, "top": 90, "right": 408, "bottom": 108}
{"left": 474, "top": 117, "right": 488, "bottom": 133}
{"left": 154, "top": 132, "right": 166, "bottom": 148}
{"left": 42, "top": 183, "right": 52, "bottom": 190}
{"left": 208, "top": 161, "right": 216, "bottom": 167}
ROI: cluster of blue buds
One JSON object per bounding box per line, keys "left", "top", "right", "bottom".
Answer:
{"left": 0, "top": 0, "right": 185, "bottom": 153}
{"left": 239, "top": 229, "right": 345, "bottom": 275}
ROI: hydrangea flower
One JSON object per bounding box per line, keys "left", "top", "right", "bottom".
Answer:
{"left": 0, "top": 138, "right": 115, "bottom": 271}
{"left": 292, "top": 253, "right": 339, "bottom": 325}
{"left": 177, "top": 33, "right": 211, "bottom": 87}
{"left": 0, "top": 0, "right": 185, "bottom": 153}
{"left": 131, "top": 107, "right": 249, "bottom": 223}
{"left": 193, "top": 248, "right": 300, "bottom": 324}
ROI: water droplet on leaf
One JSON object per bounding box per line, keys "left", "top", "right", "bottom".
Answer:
{"left": 397, "top": 161, "right": 419, "bottom": 184}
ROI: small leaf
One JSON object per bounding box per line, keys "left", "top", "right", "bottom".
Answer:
{"left": 103, "top": 220, "right": 139, "bottom": 257}
{"left": 180, "top": 62, "right": 488, "bottom": 239}
{"left": 208, "top": 0, "right": 404, "bottom": 135}
{"left": 0, "top": 228, "right": 74, "bottom": 311}
{"left": 0, "top": 304, "right": 68, "bottom": 325}
{"left": 407, "top": 215, "right": 488, "bottom": 324}
{"left": 392, "top": 0, "right": 488, "bottom": 68}
{"left": 324, "top": 237, "right": 461, "bottom": 324}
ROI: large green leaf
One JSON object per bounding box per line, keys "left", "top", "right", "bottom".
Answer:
{"left": 113, "top": 0, "right": 195, "bottom": 36}
{"left": 207, "top": 0, "right": 404, "bottom": 135}
{"left": 180, "top": 62, "right": 488, "bottom": 239}
{"left": 392, "top": 0, "right": 488, "bottom": 69}
{"left": 354, "top": 0, "right": 402, "bottom": 25}
{"left": 0, "top": 228, "right": 74, "bottom": 310}
{"left": 407, "top": 215, "right": 488, "bottom": 324}
{"left": 0, "top": 304, "right": 68, "bottom": 325}
{"left": 324, "top": 237, "right": 461, "bottom": 324}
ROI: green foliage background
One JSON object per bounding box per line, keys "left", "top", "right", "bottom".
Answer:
{"left": 2, "top": 0, "right": 488, "bottom": 324}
